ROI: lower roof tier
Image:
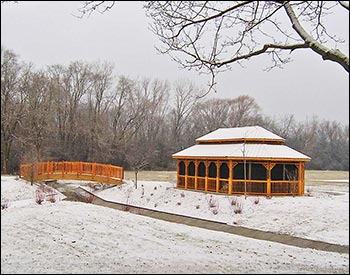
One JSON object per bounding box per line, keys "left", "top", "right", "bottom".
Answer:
{"left": 172, "top": 143, "right": 311, "bottom": 161}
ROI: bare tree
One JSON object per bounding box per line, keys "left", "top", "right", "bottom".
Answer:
{"left": 110, "top": 76, "right": 149, "bottom": 150}
{"left": 169, "top": 79, "right": 201, "bottom": 145}
{"left": 189, "top": 95, "right": 263, "bottom": 136}
{"left": 62, "top": 61, "right": 93, "bottom": 159}
{"left": 144, "top": 1, "right": 349, "bottom": 90}
{"left": 1, "top": 47, "right": 27, "bottom": 173}
{"left": 20, "top": 70, "right": 53, "bottom": 162}
{"left": 85, "top": 61, "right": 115, "bottom": 162}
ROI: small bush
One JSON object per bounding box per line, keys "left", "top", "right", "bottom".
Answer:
{"left": 233, "top": 201, "right": 243, "bottom": 214}
{"left": 195, "top": 205, "right": 200, "bottom": 209}
{"left": 35, "top": 190, "right": 45, "bottom": 205}
{"left": 46, "top": 190, "right": 57, "bottom": 203}
{"left": 230, "top": 197, "right": 237, "bottom": 206}
{"left": 253, "top": 197, "right": 260, "bottom": 205}
{"left": 212, "top": 208, "right": 219, "bottom": 215}
{"left": 177, "top": 202, "right": 181, "bottom": 206}
{"left": 206, "top": 195, "right": 217, "bottom": 208}
{"left": 1, "top": 198, "right": 10, "bottom": 210}
{"left": 180, "top": 192, "right": 185, "bottom": 198}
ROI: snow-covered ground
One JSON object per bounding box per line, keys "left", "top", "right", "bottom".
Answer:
{"left": 90, "top": 178, "right": 349, "bottom": 246}
{"left": 1, "top": 175, "right": 349, "bottom": 274}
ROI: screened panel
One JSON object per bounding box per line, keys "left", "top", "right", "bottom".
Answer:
{"left": 271, "top": 164, "right": 283, "bottom": 180}
{"left": 284, "top": 164, "right": 298, "bottom": 180}
{"left": 187, "top": 177, "right": 195, "bottom": 189}
{"left": 208, "top": 162, "right": 217, "bottom": 178}
{"left": 197, "top": 178, "right": 205, "bottom": 190}
{"left": 220, "top": 163, "right": 229, "bottom": 179}
{"left": 179, "top": 161, "right": 185, "bottom": 176}
{"left": 198, "top": 162, "right": 206, "bottom": 177}
{"left": 177, "top": 177, "right": 185, "bottom": 187}
{"left": 219, "top": 180, "right": 228, "bottom": 193}
{"left": 250, "top": 163, "right": 267, "bottom": 180}
{"left": 188, "top": 161, "right": 195, "bottom": 176}
{"left": 233, "top": 163, "right": 249, "bottom": 179}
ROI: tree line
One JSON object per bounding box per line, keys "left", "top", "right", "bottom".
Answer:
{"left": 1, "top": 47, "right": 349, "bottom": 174}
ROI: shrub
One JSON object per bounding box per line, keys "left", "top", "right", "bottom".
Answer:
{"left": 212, "top": 208, "right": 219, "bottom": 215}
{"left": 35, "top": 190, "right": 45, "bottom": 205}
{"left": 1, "top": 198, "right": 10, "bottom": 210}
{"left": 230, "top": 197, "right": 237, "bottom": 206}
{"left": 46, "top": 190, "right": 57, "bottom": 203}
{"left": 233, "top": 201, "right": 243, "bottom": 214}
{"left": 206, "top": 195, "right": 217, "bottom": 209}
{"left": 253, "top": 197, "right": 260, "bottom": 205}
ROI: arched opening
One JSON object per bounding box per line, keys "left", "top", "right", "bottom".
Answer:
{"left": 179, "top": 161, "right": 185, "bottom": 175}
{"left": 177, "top": 161, "right": 185, "bottom": 188}
{"left": 219, "top": 163, "right": 229, "bottom": 179}
{"left": 208, "top": 162, "right": 217, "bottom": 178}
{"left": 197, "top": 161, "right": 206, "bottom": 190}
{"left": 208, "top": 162, "right": 217, "bottom": 192}
{"left": 219, "top": 162, "right": 229, "bottom": 193}
{"left": 187, "top": 161, "right": 195, "bottom": 189}
{"left": 188, "top": 161, "right": 195, "bottom": 176}
{"left": 198, "top": 162, "right": 206, "bottom": 177}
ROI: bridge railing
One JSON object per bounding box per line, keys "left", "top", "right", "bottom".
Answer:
{"left": 19, "top": 161, "right": 124, "bottom": 185}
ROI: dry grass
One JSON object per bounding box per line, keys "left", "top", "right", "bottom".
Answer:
{"left": 124, "top": 171, "right": 177, "bottom": 182}
{"left": 305, "top": 170, "right": 349, "bottom": 184}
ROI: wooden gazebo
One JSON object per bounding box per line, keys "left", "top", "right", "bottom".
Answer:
{"left": 172, "top": 126, "right": 311, "bottom": 196}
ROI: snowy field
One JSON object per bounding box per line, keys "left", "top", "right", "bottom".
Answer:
{"left": 1, "top": 174, "right": 349, "bottom": 274}
{"left": 90, "top": 176, "right": 349, "bottom": 246}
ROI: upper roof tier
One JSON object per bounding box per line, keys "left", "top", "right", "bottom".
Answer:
{"left": 195, "top": 126, "right": 285, "bottom": 144}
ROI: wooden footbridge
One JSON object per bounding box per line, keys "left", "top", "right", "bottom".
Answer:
{"left": 19, "top": 161, "right": 124, "bottom": 185}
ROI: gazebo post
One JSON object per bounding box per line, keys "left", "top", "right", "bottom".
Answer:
{"left": 298, "top": 162, "right": 304, "bottom": 195}
{"left": 176, "top": 160, "right": 180, "bottom": 188}
{"left": 194, "top": 160, "right": 198, "bottom": 190}
{"left": 185, "top": 160, "right": 188, "bottom": 189}
{"left": 205, "top": 161, "right": 209, "bottom": 191}
{"left": 228, "top": 160, "right": 233, "bottom": 195}
{"left": 266, "top": 162, "right": 272, "bottom": 197}
{"left": 216, "top": 160, "right": 220, "bottom": 193}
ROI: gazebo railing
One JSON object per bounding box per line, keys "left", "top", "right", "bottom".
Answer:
{"left": 19, "top": 161, "right": 124, "bottom": 185}
{"left": 178, "top": 174, "right": 300, "bottom": 196}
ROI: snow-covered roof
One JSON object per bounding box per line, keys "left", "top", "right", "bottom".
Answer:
{"left": 172, "top": 143, "right": 311, "bottom": 160}
{"left": 195, "top": 126, "right": 285, "bottom": 143}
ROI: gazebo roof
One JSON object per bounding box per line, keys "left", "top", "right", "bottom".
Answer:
{"left": 195, "top": 126, "right": 285, "bottom": 144}
{"left": 173, "top": 126, "right": 311, "bottom": 161}
{"left": 172, "top": 143, "right": 311, "bottom": 160}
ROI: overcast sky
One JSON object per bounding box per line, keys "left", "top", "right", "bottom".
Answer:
{"left": 1, "top": 1, "right": 349, "bottom": 125}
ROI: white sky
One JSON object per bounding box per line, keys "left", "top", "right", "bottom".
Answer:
{"left": 1, "top": 1, "right": 349, "bottom": 124}
{"left": 1, "top": 175, "right": 349, "bottom": 273}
